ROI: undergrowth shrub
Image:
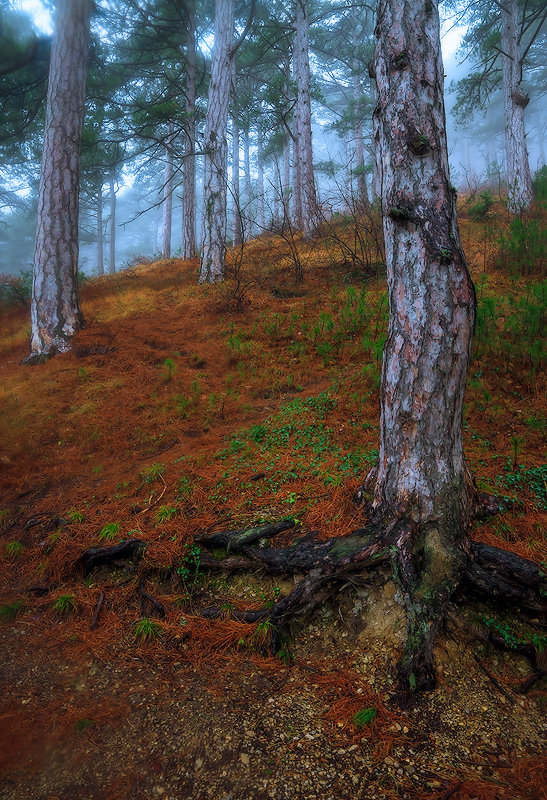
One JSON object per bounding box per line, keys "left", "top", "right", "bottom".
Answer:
{"left": 473, "top": 279, "right": 546, "bottom": 375}
{"left": 498, "top": 217, "right": 546, "bottom": 275}
{"left": 0, "top": 270, "right": 32, "bottom": 308}
{"left": 532, "top": 164, "right": 547, "bottom": 206}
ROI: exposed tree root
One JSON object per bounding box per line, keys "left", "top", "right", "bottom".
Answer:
{"left": 137, "top": 579, "right": 165, "bottom": 618}
{"left": 90, "top": 590, "right": 105, "bottom": 631}
{"left": 191, "top": 515, "right": 547, "bottom": 693}
{"left": 76, "top": 539, "right": 146, "bottom": 577}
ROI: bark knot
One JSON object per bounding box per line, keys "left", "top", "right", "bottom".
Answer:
{"left": 511, "top": 89, "right": 529, "bottom": 108}
{"left": 390, "top": 52, "right": 409, "bottom": 71}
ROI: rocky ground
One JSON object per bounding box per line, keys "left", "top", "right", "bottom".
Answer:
{"left": 1, "top": 571, "right": 545, "bottom": 800}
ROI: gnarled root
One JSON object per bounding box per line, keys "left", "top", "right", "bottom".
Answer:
{"left": 193, "top": 515, "right": 546, "bottom": 693}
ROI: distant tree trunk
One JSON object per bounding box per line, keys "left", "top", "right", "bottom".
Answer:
{"left": 231, "top": 58, "right": 242, "bottom": 246}
{"left": 257, "top": 126, "right": 265, "bottom": 232}
{"left": 182, "top": 0, "right": 196, "bottom": 260}
{"left": 282, "top": 133, "right": 291, "bottom": 217}
{"left": 232, "top": 115, "right": 242, "bottom": 246}
{"left": 243, "top": 126, "right": 253, "bottom": 236}
{"left": 199, "top": 0, "right": 234, "bottom": 283}
{"left": 352, "top": 17, "right": 370, "bottom": 210}
{"left": 371, "top": 0, "right": 476, "bottom": 690}
{"left": 293, "top": 0, "right": 317, "bottom": 238}
{"left": 27, "top": 0, "right": 91, "bottom": 360}
{"left": 161, "top": 120, "right": 174, "bottom": 258}
{"left": 292, "top": 125, "right": 303, "bottom": 230}
{"left": 501, "top": 0, "right": 533, "bottom": 213}
{"left": 109, "top": 173, "right": 116, "bottom": 274}
{"left": 97, "top": 182, "right": 104, "bottom": 277}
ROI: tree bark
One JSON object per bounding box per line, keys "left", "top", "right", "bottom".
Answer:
{"left": 182, "top": 0, "right": 197, "bottom": 260}
{"left": 199, "top": 0, "right": 234, "bottom": 283}
{"left": 97, "top": 182, "right": 104, "bottom": 277}
{"left": 371, "top": 0, "right": 476, "bottom": 690}
{"left": 501, "top": 0, "right": 533, "bottom": 213}
{"left": 28, "top": 0, "right": 91, "bottom": 359}
{"left": 293, "top": 0, "right": 318, "bottom": 238}
{"left": 161, "top": 120, "right": 174, "bottom": 258}
{"left": 109, "top": 172, "right": 116, "bottom": 275}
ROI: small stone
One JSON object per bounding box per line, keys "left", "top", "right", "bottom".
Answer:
{"left": 195, "top": 758, "right": 203, "bottom": 769}
{"left": 240, "top": 753, "right": 250, "bottom": 766}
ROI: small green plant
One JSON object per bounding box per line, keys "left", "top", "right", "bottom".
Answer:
{"left": 478, "top": 614, "right": 547, "bottom": 652}
{"left": 353, "top": 707, "right": 377, "bottom": 727}
{"left": 98, "top": 522, "right": 120, "bottom": 541}
{"left": 52, "top": 594, "right": 78, "bottom": 615}
{"left": 469, "top": 190, "right": 495, "bottom": 222}
{"left": 0, "top": 600, "right": 24, "bottom": 622}
{"left": 74, "top": 718, "right": 94, "bottom": 734}
{"left": 251, "top": 619, "right": 275, "bottom": 649}
{"left": 176, "top": 476, "right": 193, "bottom": 500}
{"left": 177, "top": 544, "right": 202, "bottom": 586}
{"left": 134, "top": 617, "right": 162, "bottom": 641}
{"left": 155, "top": 505, "right": 177, "bottom": 523}
{"left": 162, "top": 357, "right": 177, "bottom": 382}
{"left": 0, "top": 510, "right": 9, "bottom": 526}
{"left": 140, "top": 462, "right": 166, "bottom": 484}
{"left": 5, "top": 541, "right": 24, "bottom": 559}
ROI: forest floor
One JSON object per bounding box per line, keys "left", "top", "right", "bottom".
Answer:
{"left": 0, "top": 203, "right": 545, "bottom": 800}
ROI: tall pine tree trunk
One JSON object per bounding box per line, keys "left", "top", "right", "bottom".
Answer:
{"left": 109, "top": 173, "right": 116, "bottom": 274}
{"left": 294, "top": 0, "right": 317, "bottom": 238}
{"left": 232, "top": 115, "right": 242, "bottom": 246}
{"left": 28, "top": 0, "right": 91, "bottom": 360}
{"left": 501, "top": 0, "right": 533, "bottom": 213}
{"left": 292, "top": 127, "right": 303, "bottom": 230}
{"left": 161, "top": 121, "right": 174, "bottom": 258}
{"left": 371, "top": 0, "right": 476, "bottom": 690}
{"left": 257, "top": 125, "right": 265, "bottom": 232}
{"left": 282, "top": 133, "right": 291, "bottom": 218}
{"left": 182, "top": 0, "right": 196, "bottom": 260}
{"left": 243, "top": 126, "right": 253, "bottom": 237}
{"left": 97, "top": 182, "right": 104, "bottom": 277}
{"left": 199, "top": 0, "right": 234, "bottom": 283}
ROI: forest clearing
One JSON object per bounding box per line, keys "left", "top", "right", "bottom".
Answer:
{"left": 1, "top": 198, "right": 546, "bottom": 799}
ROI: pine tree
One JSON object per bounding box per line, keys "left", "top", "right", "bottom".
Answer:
{"left": 27, "top": 0, "right": 92, "bottom": 361}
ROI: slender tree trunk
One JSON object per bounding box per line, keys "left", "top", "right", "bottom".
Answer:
{"left": 352, "top": 16, "right": 370, "bottom": 211}
{"left": 371, "top": 0, "right": 476, "bottom": 690}
{"left": 97, "top": 182, "right": 104, "bottom": 277}
{"left": 230, "top": 59, "right": 242, "bottom": 245}
{"left": 109, "top": 173, "right": 116, "bottom": 274}
{"left": 161, "top": 120, "right": 174, "bottom": 258}
{"left": 28, "top": 0, "right": 91, "bottom": 359}
{"left": 232, "top": 115, "right": 242, "bottom": 246}
{"left": 182, "top": 0, "right": 197, "bottom": 260}
{"left": 294, "top": 0, "right": 317, "bottom": 238}
{"left": 282, "top": 133, "right": 291, "bottom": 217}
{"left": 292, "top": 125, "right": 303, "bottom": 230}
{"left": 501, "top": 0, "right": 533, "bottom": 213}
{"left": 257, "top": 125, "right": 265, "bottom": 232}
{"left": 243, "top": 126, "right": 253, "bottom": 236}
{"left": 199, "top": 0, "right": 234, "bottom": 283}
